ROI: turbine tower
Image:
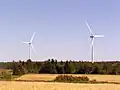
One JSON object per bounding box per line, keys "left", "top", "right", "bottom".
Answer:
{"left": 86, "top": 21, "right": 104, "bottom": 63}
{"left": 22, "top": 32, "right": 36, "bottom": 60}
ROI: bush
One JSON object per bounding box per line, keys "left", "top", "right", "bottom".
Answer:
{"left": 54, "top": 75, "right": 90, "bottom": 83}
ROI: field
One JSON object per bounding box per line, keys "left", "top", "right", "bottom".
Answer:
{"left": 1, "top": 74, "right": 120, "bottom": 90}
{"left": 16, "top": 74, "right": 120, "bottom": 82}
{"left": 0, "top": 81, "right": 120, "bottom": 90}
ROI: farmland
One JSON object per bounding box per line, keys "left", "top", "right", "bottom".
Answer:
{"left": 0, "top": 81, "right": 120, "bottom": 90}
{"left": 1, "top": 74, "right": 120, "bottom": 90}
{"left": 16, "top": 74, "right": 120, "bottom": 83}
{"left": 0, "top": 74, "right": 116, "bottom": 90}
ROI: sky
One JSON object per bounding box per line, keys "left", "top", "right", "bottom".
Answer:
{"left": 0, "top": 0, "right": 120, "bottom": 62}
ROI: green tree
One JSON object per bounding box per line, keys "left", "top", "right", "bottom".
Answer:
{"left": 56, "top": 65, "right": 65, "bottom": 74}
{"left": 25, "top": 59, "right": 34, "bottom": 73}
{"left": 39, "top": 60, "right": 57, "bottom": 74}
{"left": 12, "top": 62, "right": 28, "bottom": 75}
{"left": 64, "top": 61, "right": 76, "bottom": 74}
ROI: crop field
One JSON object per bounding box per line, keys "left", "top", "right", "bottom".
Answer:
{"left": 16, "top": 74, "right": 120, "bottom": 82}
{"left": 1, "top": 74, "right": 120, "bottom": 90}
{"left": 0, "top": 81, "right": 120, "bottom": 90}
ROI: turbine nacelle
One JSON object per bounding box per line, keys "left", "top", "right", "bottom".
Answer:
{"left": 90, "top": 35, "right": 94, "bottom": 38}
{"left": 29, "top": 42, "right": 31, "bottom": 45}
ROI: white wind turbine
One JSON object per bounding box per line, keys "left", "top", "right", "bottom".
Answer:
{"left": 22, "top": 32, "right": 36, "bottom": 60}
{"left": 86, "top": 21, "right": 104, "bottom": 63}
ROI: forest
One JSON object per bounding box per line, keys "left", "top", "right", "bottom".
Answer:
{"left": 0, "top": 59, "right": 120, "bottom": 75}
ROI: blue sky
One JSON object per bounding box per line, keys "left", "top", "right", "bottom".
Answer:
{"left": 0, "top": 0, "right": 120, "bottom": 62}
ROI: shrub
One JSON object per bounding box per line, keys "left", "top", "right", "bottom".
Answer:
{"left": 54, "top": 75, "right": 89, "bottom": 83}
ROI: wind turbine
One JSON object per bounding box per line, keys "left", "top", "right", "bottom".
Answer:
{"left": 86, "top": 21, "right": 104, "bottom": 63}
{"left": 22, "top": 32, "right": 36, "bottom": 60}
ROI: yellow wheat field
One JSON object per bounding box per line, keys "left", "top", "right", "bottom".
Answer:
{"left": 16, "top": 74, "right": 120, "bottom": 82}
{"left": 0, "top": 81, "right": 120, "bottom": 90}
{"left": 2, "top": 74, "right": 120, "bottom": 90}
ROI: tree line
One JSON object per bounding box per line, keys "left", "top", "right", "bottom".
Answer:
{"left": 1, "top": 59, "right": 120, "bottom": 75}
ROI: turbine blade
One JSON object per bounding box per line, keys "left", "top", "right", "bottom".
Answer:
{"left": 21, "top": 42, "right": 29, "bottom": 44}
{"left": 94, "top": 35, "right": 104, "bottom": 38}
{"left": 86, "top": 21, "right": 94, "bottom": 35}
{"left": 31, "top": 44, "right": 36, "bottom": 54}
{"left": 30, "top": 32, "right": 36, "bottom": 43}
